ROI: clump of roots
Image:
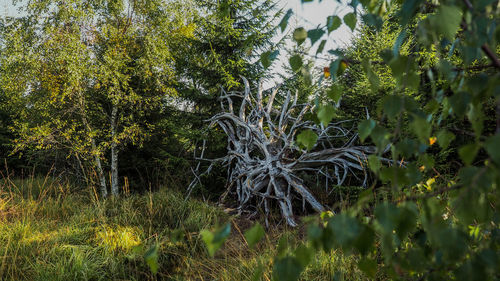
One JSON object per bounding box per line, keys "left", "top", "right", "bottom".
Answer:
{"left": 189, "top": 78, "right": 388, "bottom": 226}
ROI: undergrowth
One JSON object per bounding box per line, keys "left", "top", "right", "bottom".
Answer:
{"left": 0, "top": 175, "right": 369, "bottom": 280}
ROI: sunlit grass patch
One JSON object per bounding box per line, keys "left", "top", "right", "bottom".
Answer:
{"left": 94, "top": 225, "right": 142, "bottom": 253}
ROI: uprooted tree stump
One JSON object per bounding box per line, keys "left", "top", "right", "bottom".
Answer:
{"left": 188, "top": 78, "right": 387, "bottom": 226}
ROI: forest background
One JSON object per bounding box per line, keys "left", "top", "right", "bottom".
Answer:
{"left": 0, "top": 0, "right": 499, "bottom": 280}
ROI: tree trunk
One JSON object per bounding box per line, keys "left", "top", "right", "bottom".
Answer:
{"left": 78, "top": 91, "right": 108, "bottom": 197}
{"left": 93, "top": 138, "right": 108, "bottom": 198}
{"left": 80, "top": 107, "right": 108, "bottom": 197}
{"left": 110, "top": 104, "right": 119, "bottom": 196}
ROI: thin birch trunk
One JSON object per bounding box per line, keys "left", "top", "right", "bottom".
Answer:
{"left": 92, "top": 138, "right": 108, "bottom": 198}
{"left": 84, "top": 118, "right": 108, "bottom": 198}
{"left": 78, "top": 91, "right": 108, "bottom": 198}
{"left": 110, "top": 104, "right": 119, "bottom": 196}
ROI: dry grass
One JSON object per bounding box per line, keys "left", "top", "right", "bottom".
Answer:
{"left": 0, "top": 174, "right": 368, "bottom": 280}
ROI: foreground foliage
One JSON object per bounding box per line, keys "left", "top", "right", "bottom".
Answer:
{"left": 203, "top": 0, "right": 500, "bottom": 280}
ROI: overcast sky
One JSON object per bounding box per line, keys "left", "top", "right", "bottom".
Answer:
{"left": 278, "top": 0, "right": 354, "bottom": 54}
{"left": 1, "top": 0, "right": 16, "bottom": 17}
{"left": 268, "top": 0, "right": 354, "bottom": 86}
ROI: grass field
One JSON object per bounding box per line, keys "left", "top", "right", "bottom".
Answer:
{"left": 0, "top": 175, "right": 370, "bottom": 280}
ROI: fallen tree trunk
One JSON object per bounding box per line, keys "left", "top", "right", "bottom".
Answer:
{"left": 189, "top": 78, "right": 388, "bottom": 226}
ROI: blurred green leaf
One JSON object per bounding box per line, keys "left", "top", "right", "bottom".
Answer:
{"left": 328, "top": 214, "right": 361, "bottom": 244}
{"left": 300, "top": 66, "right": 313, "bottom": 86}
{"left": 307, "top": 224, "right": 323, "bottom": 250}
{"left": 419, "top": 154, "right": 435, "bottom": 171}
{"left": 317, "top": 104, "right": 335, "bottom": 126}
{"left": 297, "top": 129, "right": 318, "bottom": 150}
{"left": 144, "top": 244, "right": 159, "bottom": 274}
{"left": 277, "top": 235, "right": 290, "bottom": 257}
{"left": 361, "top": 59, "right": 380, "bottom": 92}
{"left": 289, "top": 54, "right": 303, "bottom": 72}
{"left": 436, "top": 130, "right": 455, "bottom": 149}
{"left": 388, "top": 55, "right": 420, "bottom": 90}
{"left": 358, "top": 257, "right": 377, "bottom": 278}
{"left": 393, "top": 30, "right": 407, "bottom": 56}
{"left": 352, "top": 225, "right": 375, "bottom": 255}
{"left": 410, "top": 117, "right": 431, "bottom": 144}
{"left": 484, "top": 134, "right": 500, "bottom": 164}
{"left": 395, "top": 138, "right": 420, "bottom": 158}
{"left": 371, "top": 125, "right": 391, "bottom": 151}
{"left": 316, "top": 39, "right": 327, "bottom": 54}
{"left": 327, "top": 15, "right": 341, "bottom": 33}
{"left": 201, "top": 223, "right": 231, "bottom": 257}
{"left": 382, "top": 95, "right": 404, "bottom": 120}
{"left": 467, "top": 104, "right": 484, "bottom": 137}
{"left": 343, "top": 13, "right": 357, "bottom": 31}
{"left": 324, "top": 214, "right": 375, "bottom": 255}
{"left": 375, "top": 203, "right": 418, "bottom": 253}
{"left": 458, "top": 143, "right": 480, "bottom": 165}
{"left": 279, "top": 9, "right": 293, "bottom": 32}
{"left": 293, "top": 243, "right": 314, "bottom": 267}
{"left": 293, "top": 27, "right": 308, "bottom": 45}
{"left": 435, "top": 227, "right": 468, "bottom": 262}
{"left": 438, "top": 59, "right": 457, "bottom": 82}
{"left": 362, "top": 13, "right": 383, "bottom": 30}
{"left": 329, "top": 59, "right": 341, "bottom": 81}
{"left": 328, "top": 49, "right": 344, "bottom": 56}
{"left": 399, "top": 0, "right": 424, "bottom": 26}
{"left": 453, "top": 184, "right": 492, "bottom": 225}
{"left": 368, "top": 154, "right": 381, "bottom": 173}
{"left": 260, "top": 50, "right": 279, "bottom": 69}
{"left": 327, "top": 84, "right": 343, "bottom": 102}
{"left": 449, "top": 92, "right": 471, "bottom": 117}
{"left": 244, "top": 223, "right": 265, "bottom": 248}
{"left": 307, "top": 28, "right": 325, "bottom": 45}
{"left": 380, "top": 166, "right": 408, "bottom": 186}
{"left": 436, "top": 5, "right": 462, "bottom": 40}
{"left": 251, "top": 262, "right": 264, "bottom": 281}
{"left": 358, "top": 119, "right": 376, "bottom": 142}
{"left": 272, "top": 256, "right": 303, "bottom": 281}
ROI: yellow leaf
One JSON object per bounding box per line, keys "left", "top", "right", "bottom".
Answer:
{"left": 324, "top": 67, "right": 330, "bottom": 78}
{"left": 425, "top": 177, "right": 436, "bottom": 191}
{"left": 339, "top": 60, "right": 348, "bottom": 73}
{"left": 429, "top": 136, "right": 437, "bottom": 146}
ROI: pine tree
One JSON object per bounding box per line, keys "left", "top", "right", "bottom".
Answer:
{"left": 166, "top": 0, "right": 280, "bottom": 196}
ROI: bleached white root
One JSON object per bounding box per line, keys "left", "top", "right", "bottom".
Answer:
{"left": 188, "top": 78, "right": 389, "bottom": 226}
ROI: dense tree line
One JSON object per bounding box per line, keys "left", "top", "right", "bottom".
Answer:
{"left": 0, "top": 0, "right": 277, "bottom": 195}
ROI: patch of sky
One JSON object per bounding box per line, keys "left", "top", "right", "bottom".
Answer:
{"left": 263, "top": 0, "right": 357, "bottom": 89}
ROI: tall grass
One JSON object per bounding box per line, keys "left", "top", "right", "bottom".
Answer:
{"left": 0, "top": 174, "right": 368, "bottom": 280}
